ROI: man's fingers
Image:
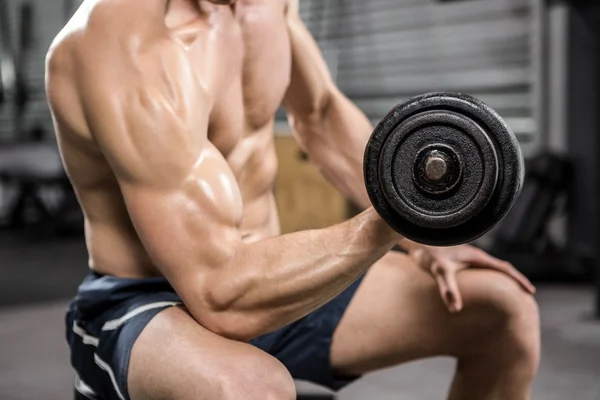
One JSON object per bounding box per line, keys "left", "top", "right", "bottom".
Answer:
{"left": 505, "top": 264, "right": 536, "bottom": 294}
{"left": 470, "top": 251, "right": 536, "bottom": 294}
{"left": 432, "top": 264, "right": 463, "bottom": 313}
{"left": 496, "top": 261, "right": 536, "bottom": 294}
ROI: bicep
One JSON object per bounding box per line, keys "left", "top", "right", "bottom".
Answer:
{"left": 121, "top": 174, "right": 240, "bottom": 281}
{"left": 81, "top": 59, "right": 241, "bottom": 292}
{"left": 118, "top": 161, "right": 243, "bottom": 322}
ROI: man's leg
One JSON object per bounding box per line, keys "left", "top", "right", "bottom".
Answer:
{"left": 330, "top": 251, "right": 540, "bottom": 400}
{"left": 128, "top": 306, "right": 296, "bottom": 400}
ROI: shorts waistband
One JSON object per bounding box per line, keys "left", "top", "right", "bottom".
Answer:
{"left": 72, "top": 271, "right": 177, "bottom": 319}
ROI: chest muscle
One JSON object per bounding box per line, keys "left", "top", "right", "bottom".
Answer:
{"left": 202, "top": 1, "right": 291, "bottom": 155}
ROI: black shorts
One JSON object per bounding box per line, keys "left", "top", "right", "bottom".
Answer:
{"left": 66, "top": 272, "right": 364, "bottom": 400}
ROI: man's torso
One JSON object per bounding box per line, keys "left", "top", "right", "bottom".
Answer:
{"left": 47, "top": 0, "right": 292, "bottom": 277}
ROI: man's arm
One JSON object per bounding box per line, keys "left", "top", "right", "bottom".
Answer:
{"left": 281, "top": 2, "right": 536, "bottom": 311}
{"left": 283, "top": 0, "right": 373, "bottom": 209}
{"left": 75, "top": 33, "right": 399, "bottom": 342}
{"left": 283, "top": 1, "right": 423, "bottom": 252}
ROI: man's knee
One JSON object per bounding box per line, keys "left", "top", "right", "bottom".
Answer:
{"left": 171, "top": 357, "right": 295, "bottom": 400}
{"left": 217, "top": 353, "right": 296, "bottom": 400}
{"left": 459, "top": 270, "right": 540, "bottom": 363}
{"left": 464, "top": 269, "right": 539, "bottom": 326}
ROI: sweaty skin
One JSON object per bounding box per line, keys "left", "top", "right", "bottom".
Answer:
{"left": 46, "top": 0, "right": 399, "bottom": 342}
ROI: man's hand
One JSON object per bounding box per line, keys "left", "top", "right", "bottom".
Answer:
{"left": 407, "top": 243, "right": 536, "bottom": 313}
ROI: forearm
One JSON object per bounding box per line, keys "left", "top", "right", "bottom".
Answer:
{"left": 290, "top": 93, "right": 424, "bottom": 254}
{"left": 204, "top": 207, "right": 399, "bottom": 340}
{"left": 289, "top": 89, "right": 374, "bottom": 210}
{"left": 281, "top": 4, "right": 424, "bottom": 274}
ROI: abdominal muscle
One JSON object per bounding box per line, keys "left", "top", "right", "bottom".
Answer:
{"left": 85, "top": 123, "right": 281, "bottom": 279}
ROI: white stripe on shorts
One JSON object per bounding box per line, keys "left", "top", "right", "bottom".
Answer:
{"left": 101, "top": 301, "right": 180, "bottom": 331}
{"left": 72, "top": 301, "right": 180, "bottom": 400}
{"left": 94, "top": 353, "right": 126, "bottom": 400}
{"left": 72, "top": 324, "right": 123, "bottom": 399}
{"left": 72, "top": 321, "right": 100, "bottom": 347}
{"left": 75, "top": 374, "right": 99, "bottom": 400}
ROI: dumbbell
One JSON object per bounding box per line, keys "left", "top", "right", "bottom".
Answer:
{"left": 364, "top": 92, "right": 524, "bottom": 246}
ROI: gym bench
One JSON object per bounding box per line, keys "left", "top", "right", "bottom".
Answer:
{"left": 74, "top": 377, "right": 336, "bottom": 399}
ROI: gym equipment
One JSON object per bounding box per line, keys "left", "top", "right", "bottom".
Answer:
{"left": 0, "top": 63, "right": 4, "bottom": 106}
{"left": 74, "top": 375, "right": 99, "bottom": 400}
{"left": 494, "top": 153, "right": 571, "bottom": 251}
{"left": 0, "top": 0, "right": 37, "bottom": 142}
{"left": 364, "top": 92, "right": 524, "bottom": 246}
{"left": 0, "top": 2, "right": 4, "bottom": 108}
{"left": 74, "top": 390, "right": 336, "bottom": 400}
{"left": 0, "top": 0, "right": 15, "bottom": 106}
{"left": 0, "top": 143, "right": 83, "bottom": 234}
{"left": 489, "top": 153, "right": 591, "bottom": 282}
{"left": 14, "top": 2, "right": 34, "bottom": 120}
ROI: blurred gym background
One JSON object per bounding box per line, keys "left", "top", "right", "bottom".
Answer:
{"left": 0, "top": 0, "right": 599, "bottom": 399}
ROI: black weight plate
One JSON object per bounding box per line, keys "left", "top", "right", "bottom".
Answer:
{"left": 379, "top": 110, "right": 499, "bottom": 229}
{"left": 364, "top": 92, "right": 525, "bottom": 246}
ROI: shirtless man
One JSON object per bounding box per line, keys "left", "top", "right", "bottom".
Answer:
{"left": 46, "top": 1, "right": 540, "bottom": 399}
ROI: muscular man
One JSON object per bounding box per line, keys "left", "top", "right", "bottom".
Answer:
{"left": 46, "top": 1, "right": 540, "bottom": 399}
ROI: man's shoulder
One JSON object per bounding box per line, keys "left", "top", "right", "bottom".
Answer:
{"left": 49, "top": 1, "right": 169, "bottom": 74}
{"left": 46, "top": 1, "right": 121, "bottom": 62}
{"left": 65, "top": 0, "right": 166, "bottom": 48}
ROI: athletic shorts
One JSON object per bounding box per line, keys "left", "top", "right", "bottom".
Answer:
{"left": 66, "top": 271, "right": 364, "bottom": 400}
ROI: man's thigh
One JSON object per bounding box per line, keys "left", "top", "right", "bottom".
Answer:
{"left": 249, "top": 274, "right": 365, "bottom": 392}
{"left": 330, "top": 251, "right": 538, "bottom": 376}
{"left": 128, "top": 306, "right": 295, "bottom": 400}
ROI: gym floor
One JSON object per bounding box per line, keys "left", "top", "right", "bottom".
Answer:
{"left": 0, "top": 232, "right": 599, "bottom": 400}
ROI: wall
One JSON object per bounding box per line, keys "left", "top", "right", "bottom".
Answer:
{"left": 297, "top": 0, "right": 543, "bottom": 155}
